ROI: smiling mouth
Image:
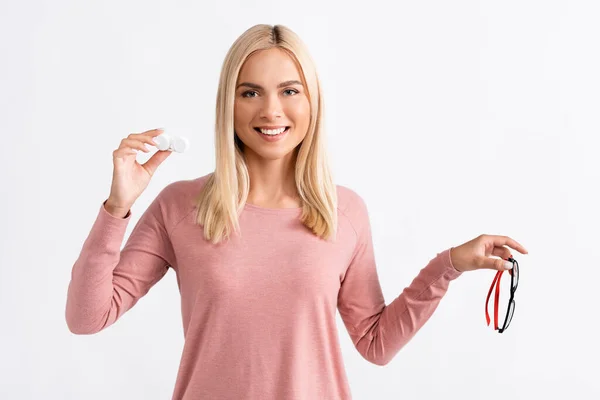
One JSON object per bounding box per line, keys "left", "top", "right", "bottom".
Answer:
{"left": 254, "top": 127, "right": 290, "bottom": 136}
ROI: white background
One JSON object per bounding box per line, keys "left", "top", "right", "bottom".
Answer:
{"left": 2, "top": 0, "right": 599, "bottom": 399}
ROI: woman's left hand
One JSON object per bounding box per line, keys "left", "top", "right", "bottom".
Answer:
{"left": 450, "top": 234, "right": 529, "bottom": 273}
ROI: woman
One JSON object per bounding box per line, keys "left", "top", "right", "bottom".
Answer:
{"left": 65, "top": 24, "right": 528, "bottom": 400}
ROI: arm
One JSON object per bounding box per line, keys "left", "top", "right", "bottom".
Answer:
{"left": 337, "top": 195, "right": 462, "bottom": 366}
{"left": 65, "top": 189, "right": 175, "bottom": 334}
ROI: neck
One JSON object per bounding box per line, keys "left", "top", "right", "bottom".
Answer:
{"left": 244, "top": 149, "right": 300, "bottom": 207}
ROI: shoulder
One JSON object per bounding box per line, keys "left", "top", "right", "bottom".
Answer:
{"left": 336, "top": 184, "right": 368, "bottom": 213}
{"left": 335, "top": 184, "right": 370, "bottom": 231}
{"left": 151, "top": 172, "right": 213, "bottom": 229}
{"left": 158, "top": 172, "right": 212, "bottom": 202}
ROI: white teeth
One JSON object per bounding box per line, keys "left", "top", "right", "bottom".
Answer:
{"left": 259, "top": 127, "right": 286, "bottom": 135}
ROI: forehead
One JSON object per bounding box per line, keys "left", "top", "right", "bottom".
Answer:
{"left": 237, "top": 48, "right": 301, "bottom": 83}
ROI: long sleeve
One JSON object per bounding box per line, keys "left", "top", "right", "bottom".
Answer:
{"left": 65, "top": 190, "right": 176, "bottom": 334}
{"left": 337, "top": 195, "right": 462, "bottom": 366}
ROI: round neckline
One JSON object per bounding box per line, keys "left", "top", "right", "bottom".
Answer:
{"left": 243, "top": 202, "right": 303, "bottom": 214}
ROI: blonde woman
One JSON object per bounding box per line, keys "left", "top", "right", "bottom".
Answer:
{"left": 66, "top": 24, "right": 528, "bottom": 399}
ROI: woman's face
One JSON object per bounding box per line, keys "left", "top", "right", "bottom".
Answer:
{"left": 234, "top": 48, "right": 310, "bottom": 161}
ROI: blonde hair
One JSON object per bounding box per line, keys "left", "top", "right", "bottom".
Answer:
{"left": 194, "top": 24, "right": 337, "bottom": 244}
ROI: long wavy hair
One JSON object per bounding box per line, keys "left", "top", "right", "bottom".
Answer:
{"left": 194, "top": 24, "right": 337, "bottom": 244}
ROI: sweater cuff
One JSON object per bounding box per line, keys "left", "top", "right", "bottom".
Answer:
{"left": 438, "top": 247, "right": 463, "bottom": 281}
{"left": 82, "top": 201, "right": 132, "bottom": 250}
{"left": 101, "top": 199, "right": 132, "bottom": 220}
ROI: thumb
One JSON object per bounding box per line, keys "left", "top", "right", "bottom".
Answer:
{"left": 478, "top": 255, "right": 514, "bottom": 271}
{"left": 142, "top": 150, "right": 172, "bottom": 176}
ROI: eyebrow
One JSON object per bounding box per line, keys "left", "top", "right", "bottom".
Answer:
{"left": 236, "top": 80, "right": 303, "bottom": 90}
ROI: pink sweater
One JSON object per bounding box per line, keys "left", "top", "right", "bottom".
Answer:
{"left": 66, "top": 173, "right": 462, "bottom": 399}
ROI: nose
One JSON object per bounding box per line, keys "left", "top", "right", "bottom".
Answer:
{"left": 259, "top": 93, "right": 282, "bottom": 120}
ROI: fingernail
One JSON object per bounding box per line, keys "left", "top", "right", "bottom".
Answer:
{"left": 504, "top": 261, "right": 513, "bottom": 270}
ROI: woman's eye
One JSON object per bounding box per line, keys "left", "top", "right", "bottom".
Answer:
{"left": 241, "top": 89, "right": 298, "bottom": 98}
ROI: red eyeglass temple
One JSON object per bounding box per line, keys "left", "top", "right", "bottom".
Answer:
{"left": 485, "top": 270, "right": 503, "bottom": 329}
{"left": 485, "top": 264, "right": 514, "bottom": 330}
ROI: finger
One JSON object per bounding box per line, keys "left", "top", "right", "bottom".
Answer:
{"left": 126, "top": 130, "right": 165, "bottom": 147}
{"left": 491, "top": 246, "right": 513, "bottom": 261}
{"left": 113, "top": 148, "right": 137, "bottom": 159}
{"left": 141, "top": 128, "right": 165, "bottom": 137}
{"left": 121, "top": 138, "right": 151, "bottom": 153}
{"left": 129, "top": 135, "right": 161, "bottom": 150}
{"left": 493, "top": 235, "right": 528, "bottom": 254}
{"left": 141, "top": 149, "right": 172, "bottom": 176}
{"left": 126, "top": 131, "right": 165, "bottom": 151}
{"left": 478, "top": 255, "right": 514, "bottom": 271}
{"left": 140, "top": 135, "right": 161, "bottom": 147}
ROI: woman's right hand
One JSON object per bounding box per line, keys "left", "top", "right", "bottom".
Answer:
{"left": 105, "top": 128, "right": 173, "bottom": 217}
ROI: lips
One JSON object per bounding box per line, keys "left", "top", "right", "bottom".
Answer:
{"left": 253, "top": 126, "right": 291, "bottom": 142}
{"left": 254, "top": 127, "right": 290, "bottom": 132}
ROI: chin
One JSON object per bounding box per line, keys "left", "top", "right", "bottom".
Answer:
{"left": 253, "top": 147, "right": 298, "bottom": 161}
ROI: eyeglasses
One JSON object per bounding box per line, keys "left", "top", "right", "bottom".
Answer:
{"left": 485, "top": 257, "right": 519, "bottom": 333}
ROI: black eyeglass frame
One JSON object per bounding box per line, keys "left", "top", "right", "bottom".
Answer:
{"left": 498, "top": 257, "right": 519, "bottom": 333}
